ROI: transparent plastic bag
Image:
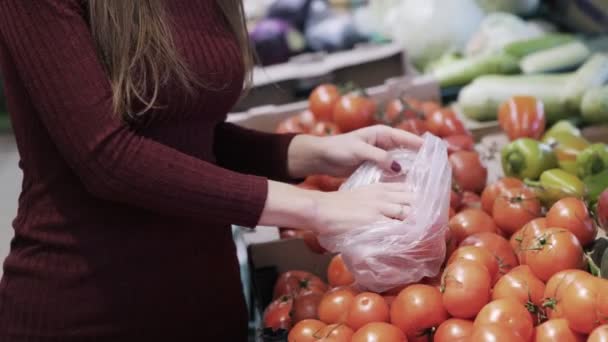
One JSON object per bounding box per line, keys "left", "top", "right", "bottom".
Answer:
{"left": 318, "top": 133, "right": 451, "bottom": 293}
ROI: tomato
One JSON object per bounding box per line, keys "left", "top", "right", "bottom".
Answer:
{"left": 384, "top": 98, "right": 421, "bottom": 125}
{"left": 273, "top": 271, "right": 327, "bottom": 299}
{"left": 426, "top": 108, "right": 468, "bottom": 138}
{"left": 263, "top": 295, "right": 293, "bottom": 330}
{"left": 421, "top": 271, "right": 444, "bottom": 290}
{"left": 492, "top": 187, "right": 542, "bottom": 236}
{"left": 315, "top": 323, "right": 355, "bottom": 342}
{"left": 333, "top": 95, "right": 377, "bottom": 133}
{"left": 447, "top": 246, "right": 499, "bottom": 283}
{"left": 451, "top": 189, "right": 463, "bottom": 211}
{"left": 445, "top": 229, "right": 458, "bottom": 261}
{"left": 599, "top": 189, "right": 608, "bottom": 232}
{"left": 279, "top": 229, "right": 327, "bottom": 254}
{"left": 346, "top": 292, "right": 390, "bottom": 330}
{"left": 509, "top": 218, "right": 547, "bottom": 264}
{"left": 310, "top": 121, "right": 341, "bottom": 136}
{"left": 470, "top": 324, "right": 526, "bottom": 342}
{"left": 474, "top": 298, "right": 534, "bottom": 341}
{"left": 434, "top": 319, "right": 474, "bottom": 342}
{"left": 441, "top": 259, "right": 492, "bottom": 319}
{"left": 523, "top": 228, "right": 585, "bottom": 282}
{"left": 309, "top": 84, "right": 340, "bottom": 122}
{"left": 535, "top": 319, "right": 586, "bottom": 342}
{"left": 351, "top": 322, "right": 407, "bottom": 342}
{"left": 480, "top": 178, "right": 525, "bottom": 214}
{"left": 288, "top": 319, "right": 327, "bottom": 342}
{"left": 498, "top": 95, "right": 546, "bottom": 141}
{"left": 588, "top": 325, "right": 608, "bottom": 342}
{"left": 328, "top": 254, "right": 355, "bottom": 287}
{"left": 448, "top": 209, "right": 499, "bottom": 245}
{"left": 546, "top": 197, "right": 597, "bottom": 247}
{"left": 461, "top": 191, "right": 482, "bottom": 210}
{"left": 420, "top": 101, "right": 441, "bottom": 118}
{"left": 460, "top": 232, "right": 519, "bottom": 280}
{"left": 543, "top": 270, "right": 591, "bottom": 319}
{"left": 449, "top": 151, "right": 488, "bottom": 194}
{"left": 383, "top": 296, "right": 396, "bottom": 309}
{"left": 491, "top": 265, "right": 545, "bottom": 317}
{"left": 561, "top": 277, "right": 608, "bottom": 334}
{"left": 396, "top": 118, "right": 428, "bottom": 136}
{"left": 444, "top": 134, "right": 475, "bottom": 154}
{"left": 293, "top": 291, "right": 324, "bottom": 323}
{"left": 277, "top": 116, "right": 306, "bottom": 134}
{"left": 318, "top": 288, "right": 356, "bottom": 324}
{"left": 448, "top": 207, "right": 456, "bottom": 219}
{"left": 390, "top": 284, "right": 448, "bottom": 339}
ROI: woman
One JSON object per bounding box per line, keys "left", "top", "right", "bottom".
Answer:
{"left": 0, "top": 0, "right": 420, "bottom": 340}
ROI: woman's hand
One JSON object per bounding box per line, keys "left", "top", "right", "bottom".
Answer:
{"left": 288, "top": 125, "right": 424, "bottom": 179}
{"left": 259, "top": 181, "right": 412, "bottom": 235}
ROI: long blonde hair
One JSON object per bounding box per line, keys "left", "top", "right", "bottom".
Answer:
{"left": 88, "top": 0, "right": 253, "bottom": 120}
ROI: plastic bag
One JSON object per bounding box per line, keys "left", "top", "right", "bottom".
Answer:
{"left": 318, "top": 134, "right": 451, "bottom": 293}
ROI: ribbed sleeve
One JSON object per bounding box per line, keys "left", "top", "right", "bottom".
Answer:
{"left": 214, "top": 122, "right": 299, "bottom": 183}
{"left": 0, "top": 0, "right": 267, "bottom": 228}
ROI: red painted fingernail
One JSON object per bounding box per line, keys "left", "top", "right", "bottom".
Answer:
{"left": 391, "top": 161, "right": 401, "bottom": 173}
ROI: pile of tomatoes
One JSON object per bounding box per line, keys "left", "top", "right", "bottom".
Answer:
{"left": 265, "top": 173, "right": 608, "bottom": 342}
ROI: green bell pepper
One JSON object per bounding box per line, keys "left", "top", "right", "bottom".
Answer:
{"left": 501, "top": 138, "right": 558, "bottom": 180}
{"left": 541, "top": 120, "right": 582, "bottom": 145}
{"left": 526, "top": 168, "right": 586, "bottom": 206}
{"left": 577, "top": 143, "right": 608, "bottom": 180}
{"left": 545, "top": 132, "right": 591, "bottom": 175}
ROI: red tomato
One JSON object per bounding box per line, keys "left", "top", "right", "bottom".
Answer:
{"left": 447, "top": 246, "right": 499, "bottom": 283}
{"left": 474, "top": 298, "right": 534, "bottom": 341}
{"left": 445, "top": 229, "right": 458, "bottom": 261}
{"left": 434, "top": 319, "right": 474, "bottom": 342}
{"left": 470, "top": 324, "right": 526, "bottom": 342}
{"left": 448, "top": 209, "right": 499, "bottom": 245}
{"left": 523, "top": 228, "right": 585, "bottom": 282}
{"left": 588, "top": 325, "right": 608, "bottom": 342}
{"left": 279, "top": 229, "right": 327, "bottom": 254}
{"left": 333, "top": 95, "right": 377, "bottom": 133}
{"left": 449, "top": 151, "right": 488, "bottom": 194}
{"left": 492, "top": 187, "right": 542, "bottom": 236}
{"left": 561, "top": 277, "right": 608, "bottom": 334}
{"left": 318, "top": 288, "right": 357, "bottom": 324}
{"left": 273, "top": 271, "right": 328, "bottom": 299}
{"left": 390, "top": 284, "right": 448, "bottom": 339}
{"left": 420, "top": 101, "right": 441, "bottom": 118}
{"left": 444, "top": 134, "right": 475, "bottom": 154}
{"left": 293, "top": 291, "right": 324, "bottom": 323}
{"left": 310, "top": 121, "right": 341, "bottom": 136}
{"left": 288, "top": 319, "right": 327, "bottom": 342}
{"left": 441, "top": 259, "right": 492, "bottom": 319}
{"left": 297, "top": 110, "right": 317, "bottom": 131}
{"left": 426, "top": 108, "right": 468, "bottom": 137}
{"left": 328, "top": 254, "right": 355, "bottom": 287}
{"left": 480, "top": 178, "right": 525, "bottom": 214}
{"left": 543, "top": 270, "right": 591, "bottom": 319}
{"left": 448, "top": 207, "right": 456, "bottom": 219}
{"left": 491, "top": 265, "right": 545, "bottom": 314}
{"left": 396, "top": 118, "right": 428, "bottom": 136}
{"left": 277, "top": 116, "right": 306, "bottom": 134}
{"left": 384, "top": 98, "right": 421, "bottom": 125}
{"left": 346, "top": 292, "right": 390, "bottom": 330}
{"left": 546, "top": 197, "right": 598, "bottom": 247}
{"left": 498, "top": 95, "right": 546, "bottom": 141}
{"left": 509, "top": 218, "right": 547, "bottom": 264}
{"left": 309, "top": 84, "right": 340, "bottom": 122}
{"left": 263, "top": 295, "right": 293, "bottom": 330}
{"left": 351, "top": 322, "right": 407, "bottom": 342}
{"left": 451, "top": 189, "right": 463, "bottom": 211}
{"left": 460, "top": 232, "right": 519, "bottom": 281}
{"left": 599, "top": 190, "right": 608, "bottom": 232}
{"left": 315, "top": 323, "right": 355, "bottom": 342}
{"left": 461, "top": 191, "right": 482, "bottom": 210}
{"left": 535, "top": 319, "right": 586, "bottom": 342}
{"left": 383, "top": 296, "right": 396, "bottom": 309}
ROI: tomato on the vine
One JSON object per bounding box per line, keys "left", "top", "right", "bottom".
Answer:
{"left": 535, "top": 319, "right": 586, "bottom": 342}
{"left": 434, "top": 319, "right": 474, "bottom": 342}
{"left": 492, "top": 187, "right": 542, "bottom": 236}
{"left": 546, "top": 197, "right": 597, "bottom": 247}
{"left": 328, "top": 254, "right": 355, "bottom": 287}
{"left": 474, "top": 298, "right": 534, "bottom": 341}
{"left": 441, "top": 259, "right": 492, "bottom": 319}
{"left": 448, "top": 209, "right": 499, "bottom": 245}
{"left": 351, "top": 322, "right": 406, "bottom": 342}
{"left": 480, "top": 178, "right": 524, "bottom": 214}
{"left": 309, "top": 84, "right": 341, "bottom": 122}
{"left": 498, "top": 95, "right": 546, "bottom": 141}
{"left": 288, "top": 319, "right": 327, "bottom": 342}
{"left": 523, "top": 228, "right": 585, "bottom": 282}
{"left": 333, "top": 94, "right": 377, "bottom": 133}
{"left": 449, "top": 151, "right": 487, "bottom": 194}
{"left": 390, "top": 284, "right": 448, "bottom": 339}
{"left": 346, "top": 292, "right": 390, "bottom": 330}
{"left": 460, "top": 232, "right": 519, "bottom": 280}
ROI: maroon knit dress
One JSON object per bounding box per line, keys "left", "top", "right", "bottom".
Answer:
{"left": 0, "top": 1, "right": 295, "bottom": 340}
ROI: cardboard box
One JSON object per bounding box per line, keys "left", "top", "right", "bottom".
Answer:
{"left": 233, "top": 42, "right": 407, "bottom": 111}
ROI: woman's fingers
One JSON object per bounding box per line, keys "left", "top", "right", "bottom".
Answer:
{"left": 369, "top": 125, "right": 424, "bottom": 150}
{"left": 381, "top": 203, "right": 411, "bottom": 221}
{"left": 383, "top": 191, "right": 415, "bottom": 205}
{"left": 355, "top": 143, "right": 401, "bottom": 173}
